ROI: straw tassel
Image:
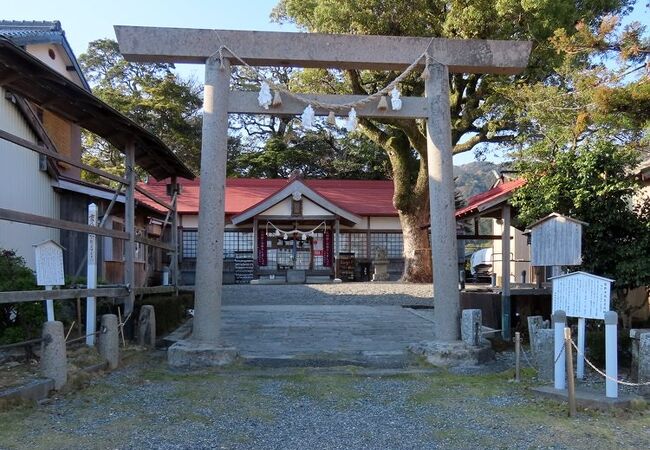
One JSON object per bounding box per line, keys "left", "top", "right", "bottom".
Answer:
{"left": 327, "top": 111, "right": 336, "bottom": 125}
{"left": 272, "top": 90, "right": 283, "bottom": 107}
{"left": 377, "top": 95, "right": 389, "bottom": 111}
{"left": 420, "top": 65, "right": 431, "bottom": 80}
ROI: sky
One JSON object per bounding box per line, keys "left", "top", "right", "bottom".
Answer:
{"left": 4, "top": 0, "right": 648, "bottom": 167}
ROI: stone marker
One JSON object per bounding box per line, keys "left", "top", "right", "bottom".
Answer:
{"left": 138, "top": 305, "right": 156, "bottom": 348}
{"left": 630, "top": 329, "right": 650, "bottom": 382}
{"left": 372, "top": 249, "right": 390, "bottom": 282}
{"left": 527, "top": 315, "right": 550, "bottom": 362}
{"left": 40, "top": 321, "right": 67, "bottom": 390}
{"left": 638, "top": 333, "right": 650, "bottom": 396}
{"left": 461, "top": 309, "right": 481, "bottom": 346}
{"left": 99, "top": 314, "right": 120, "bottom": 370}
{"left": 532, "top": 328, "right": 554, "bottom": 381}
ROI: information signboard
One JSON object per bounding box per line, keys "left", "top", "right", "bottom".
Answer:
{"left": 33, "top": 240, "right": 64, "bottom": 286}
{"left": 551, "top": 271, "right": 613, "bottom": 320}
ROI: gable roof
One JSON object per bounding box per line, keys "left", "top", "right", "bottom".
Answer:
{"left": 455, "top": 178, "right": 526, "bottom": 220}
{"left": 137, "top": 178, "right": 398, "bottom": 218}
{"left": 231, "top": 179, "right": 361, "bottom": 225}
{"left": 549, "top": 271, "right": 613, "bottom": 283}
{"left": 0, "top": 37, "right": 194, "bottom": 180}
{"left": 0, "top": 20, "right": 90, "bottom": 91}
{"left": 527, "top": 212, "right": 588, "bottom": 229}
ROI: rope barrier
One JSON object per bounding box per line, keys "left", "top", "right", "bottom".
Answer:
{"left": 519, "top": 346, "right": 538, "bottom": 371}
{"left": 214, "top": 36, "right": 436, "bottom": 112}
{"left": 569, "top": 339, "right": 650, "bottom": 387}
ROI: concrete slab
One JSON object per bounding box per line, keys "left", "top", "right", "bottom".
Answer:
{"left": 531, "top": 385, "right": 645, "bottom": 410}
{"left": 166, "top": 304, "right": 437, "bottom": 367}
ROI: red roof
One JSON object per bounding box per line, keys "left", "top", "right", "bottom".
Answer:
{"left": 455, "top": 178, "right": 525, "bottom": 219}
{"left": 136, "top": 178, "right": 398, "bottom": 217}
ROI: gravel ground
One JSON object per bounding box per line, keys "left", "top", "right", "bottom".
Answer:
{"left": 1, "top": 352, "right": 649, "bottom": 450}
{"left": 221, "top": 283, "right": 435, "bottom": 306}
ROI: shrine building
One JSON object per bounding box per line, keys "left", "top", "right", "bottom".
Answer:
{"left": 137, "top": 175, "right": 405, "bottom": 284}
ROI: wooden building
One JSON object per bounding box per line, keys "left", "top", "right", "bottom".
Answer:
{"left": 0, "top": 22, "right": 193, "bottom": 299}
{"left": 137, "top": 175, "right": 406, "bottom": 284}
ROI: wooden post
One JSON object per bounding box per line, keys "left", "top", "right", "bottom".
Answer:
{"left": 124, "top": 141, "right": 136, "bottom": 316}
{"left": 334, "top": 218, "right": 340, "bottom": 280}
{"left": 252, "top": 217, "right": 258, "bottom": 276}
{"left": 565, "top": 327, "right": 577, "bottom": 417}
{"left": 501, "top": 204, "right": 511, "bottom": 340}
{"left": 425, "top": 61, "right": 460, "bottom": 342}
{"left": 86, "top": 203, "right": 98, "bottom": 346}
{"left": 515, "top": 331, "right": 521, "bottom": 382}
{"left": 170, "top": 176, "right": 179, "bottom": 292}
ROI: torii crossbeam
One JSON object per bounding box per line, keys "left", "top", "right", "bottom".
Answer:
{"left": 115, "top": 26, "right": 531, "bottom": 366}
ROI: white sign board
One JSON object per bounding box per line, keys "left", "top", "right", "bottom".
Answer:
{"left": 33, "top": 240, "right": 64, "bottom": 286}
{"left": 551, "top": 271, "right": 612, "bottom": 320}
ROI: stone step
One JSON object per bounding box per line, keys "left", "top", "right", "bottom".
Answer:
{"left": 161, "top": 318, "right": 193, "bottom": 348}
{"left": 239, "top": 350, "right": 418, "bottom": 369}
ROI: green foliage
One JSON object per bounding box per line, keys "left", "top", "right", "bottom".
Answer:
{"left": 228, "top": 132, "right": 390, "bottom": 179}
{"left": 79, "top": 39, "right": 203, "bottom": 175}
{"left": 507, "top": 13, "right": 650, "bottom": 316}
{"left": 271, "top": 0, "right": 634, "bottom": 281}
{"left": 0, "top": 249, "right": 42, "bottom": 344}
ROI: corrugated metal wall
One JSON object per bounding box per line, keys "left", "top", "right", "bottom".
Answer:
{"left": 0, "top": 87, "right": 60, "bottom": 269}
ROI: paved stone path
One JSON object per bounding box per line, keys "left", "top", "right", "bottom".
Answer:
{"left": 220, "top": 305, "right": 435, "bottom": 363}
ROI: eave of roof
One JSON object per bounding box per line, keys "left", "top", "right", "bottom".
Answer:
{"left": 455, "top": 178, "right": 526, "bottom": 220}
{"left": 0, "top": 37, "right": 195, "bottom": 180}
{"left": 0, "top": 20, "right": 90, "bottom": 91}
{"left": 231, "top": 179, "right": 362, "bottom": 225}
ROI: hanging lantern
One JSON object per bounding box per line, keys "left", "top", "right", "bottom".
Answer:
{"left": 272, "top": 90, "right": 283, "bottom": 107}
{"left": 377, "top": 95, "right": 389, "bottom": 112}
{"left": 327, "top": 111, "right": 336, "bottom": 125}
{"left": 420, "top": 65, "right": 431, "bottom": 80}
{"left": 258, "top": 81, "right": 273, "bottom": 109}
{"left": 301, "top": 104, "right": 315, "bottom": 129}
{"left": 390, "top": 87, "right": 402, "bottom": 111}
{"left": 345, "top": 107, "right": 358, "bottom": 132}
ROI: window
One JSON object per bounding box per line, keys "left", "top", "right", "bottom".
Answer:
{"left": 182, "top": 230, "right": 198, "bottom": 259}
{"left": 370, "top": 233, "right": 403, "bottom": 258}
{"left": 223, "top": 231, "right": 253, "bottom": 258}
{"left": 335, "top": 233, "right": 368, "bottom": 258}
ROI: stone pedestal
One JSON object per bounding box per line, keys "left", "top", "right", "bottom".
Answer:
{"left": 630, "top": 328, "right": 650, "bottom": 383}
{"left": 532, "top": 328, "right": 554, "bottom": 381}
{"left": 638, "top": 333, "right": 650, "bottom": 396}
{"left": 168, "top": 340, "right": 238, "bottom": 368}
{"left": 372, "top": 260, "right": 389, "bottom": 282}
{"left": 461, "top": 309, "right": 482, "bottom": 346}
{"left": 99, "top": 314, "right": 120, "bottom": 370}
{"left": 287, "top": 269, "right": 306, "bottom": 284}
{"left": 408, "top": 340, "right": 494, "bottom": 367}
{"left": 138, "top": 305, "right": 156, "bottom": 348}
{"left": 40, "top": 321, "right": 67, "bottom": 390}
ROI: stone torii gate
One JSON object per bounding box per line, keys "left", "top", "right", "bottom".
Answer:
{"left": 115, "top": 26, "right": 531, "bottom": 366}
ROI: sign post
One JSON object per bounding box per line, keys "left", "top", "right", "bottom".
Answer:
{"left": 33, "top": 240, "right": 65, "bottom": 321}
{"left": 86, "top": 203, "right": 98, "bottom": 346}
{"left": 551, "top": 271, "right": 615, "bottom": 397}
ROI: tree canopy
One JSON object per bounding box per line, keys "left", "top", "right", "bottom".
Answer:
{"left": 79, "top": 39, "right": 203, "bottom": 177}
{"left": 271, "top": 0, "right": 636, "bottom": 281}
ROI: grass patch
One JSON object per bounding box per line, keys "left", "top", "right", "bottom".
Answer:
{"left": 408, "top": 370, "right": 514, "bottom": 406}
{"left": 279, "top": 370, "right": 364, "bottom": 409}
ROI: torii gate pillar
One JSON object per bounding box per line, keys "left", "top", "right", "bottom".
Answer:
{"left": 168, "top": 56, "right": 238, "bottom": 367}
{"left": 425, "top": 62, "right": 460, "bottom": 341}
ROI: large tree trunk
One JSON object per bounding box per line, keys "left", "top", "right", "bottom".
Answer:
{"left": 399, "top": 207, "right": 432, "bottom": 282}
{"left": 359, "top": 121, "right": 433, "bottom": 282}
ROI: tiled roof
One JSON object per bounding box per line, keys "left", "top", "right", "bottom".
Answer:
{"left": 137, "top": 178, "right": 398, "bottom": 217}
{"left": 0, "top": 20, "right": 90, "bottom": 91}
{"left": 455, "top": 178, "right": 525, "bottom": 219}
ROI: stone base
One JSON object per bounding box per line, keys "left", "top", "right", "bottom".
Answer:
{"left": 408, "top": 340, "right": 495, "bottom": 367}
{"left": 531, "top": 386, "right": 646, "bottom": 410}
{"left": 168, "top": 339, "right": 238, "bottom": 368}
